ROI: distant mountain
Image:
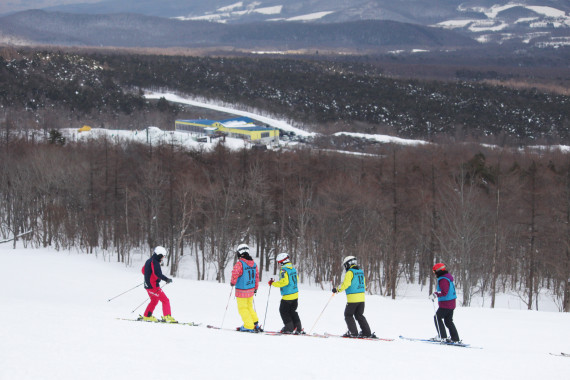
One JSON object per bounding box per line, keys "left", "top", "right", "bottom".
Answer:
{"left": 34, "top": 0, "right": 570, "bottom": 48}
{"left": 0, "top": 1, "right": 568, "bottom": 50}
{"left": 0, "top": 10, "right": 477, "bottom": 51}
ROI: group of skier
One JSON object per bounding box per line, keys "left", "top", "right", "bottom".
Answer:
{"left": 139, "top": 244, "right": 460, "bottom": 342}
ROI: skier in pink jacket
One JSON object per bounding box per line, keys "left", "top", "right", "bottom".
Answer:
{"left": 230, "top": 244, "right": 261, "bottom": 332}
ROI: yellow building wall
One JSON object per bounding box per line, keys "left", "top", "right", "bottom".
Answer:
{"left": 217, "top": 127, "right": 278, "bottom": 140}
{"left": 176, "top": 120, "right": 278, "bottom": 141}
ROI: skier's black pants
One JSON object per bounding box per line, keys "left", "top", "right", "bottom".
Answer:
{"left": 434, "top": 307, "right": 460, "bottom": 341}
{"left": 344, "top": 302, "right": 371, "bottom": 336}
{"left": 279, "top": 298, "right": 302, "bottom": 332}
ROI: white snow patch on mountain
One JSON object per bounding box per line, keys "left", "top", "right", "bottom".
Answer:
{"left": 530, "top": 20, "right": 564, "bottom": 28}
{"left": 516, "top": 17, "right": 540, "bottom": 24}
{"left": 335, "top": 132, "right": 428, "bottom": 146}
{"left": 522, "top": 31, "right": 550, "bottom": 43}
{"left": 482, "top": 4, "right": 522, "bottom": 18}
{"left": 469, "top": 20, "right": 509, "bottom": 32}
{"left": 526, "top": 6, "right": 567, "bottom": 18}
{"left": 254, "top": 5, "right": 282, "bottom": 15}
{"left": 536, "top": 37, "right": 570, "bottom": 47}
{"left": 217, "top": 2, "right": 244, "bottom": 12}
{"left": 437, "top": 19, "right": 475, "bottom": 29}
{"left": 175, "top": 14, "right": 225, "bottom": 22}
{"left": 283, "top": 11, "right": 335, "bottom": 21}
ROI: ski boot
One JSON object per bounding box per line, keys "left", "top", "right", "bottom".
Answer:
{"left": 237, "top": 326, "right": 256, "bottom": 333}
{"left": 280, "top": 322, "right": 295, "bottom": 334}
{"left": 294, "top": 328, "right": 306, "bottom": 335}
{"left": 161, "top": 315, "right": 178, "bottom": 323}
{"left": 139, "top": 314, "right": 158, "bottom": 322}
{"left": 254, "top": 322, "right": 264, "bottom": 332}
{"left": 358, "top": 331, "right": 377, "bottom": 339}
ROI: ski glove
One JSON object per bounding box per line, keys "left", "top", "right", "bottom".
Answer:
{"left": 166, "top": 278, "right": 173, "bottom": 284}
{"left": 429, "top": 292, "right": 438, "bottom": 300}
{"left": 332, "top": 287, "right": 338, "bottom": 293}
{"left": 268, "top": 278, "right": 274, "bottom": 286}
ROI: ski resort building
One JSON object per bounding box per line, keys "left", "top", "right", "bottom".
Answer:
{"left": 175, "top": 117, "right": 279, "bottom": 145}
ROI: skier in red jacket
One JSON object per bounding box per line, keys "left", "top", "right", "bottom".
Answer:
{"left": 139, "top": 246, "right": 177, "bottom": 323}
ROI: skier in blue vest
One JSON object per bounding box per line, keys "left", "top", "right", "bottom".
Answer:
{"left": 430, "top": 262, "right": 460, "bottom": 343}
{"left": 332, "top": 256, "right": 374, "bottom": 338}
{"left": 268, "top": 252, "right": 304, "bottom": 334}
{"left": 230, "top": 244, "right": 261, "bottom": 332}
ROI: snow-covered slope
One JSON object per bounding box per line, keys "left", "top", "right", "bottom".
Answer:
{"left": 2, "top": 245, "right": 569, "bottom": 380}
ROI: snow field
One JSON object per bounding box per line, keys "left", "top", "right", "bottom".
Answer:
{"left": 1, "top": 246, "right": 569, "bottom": 380}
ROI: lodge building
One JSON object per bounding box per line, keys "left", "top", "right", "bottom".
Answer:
{"left": 175, "top": 117, "right": 279, "bottom": 145}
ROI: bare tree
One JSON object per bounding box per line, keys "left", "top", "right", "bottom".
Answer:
{"left": 437, "top": 160, "right": 491, "bottom": 306}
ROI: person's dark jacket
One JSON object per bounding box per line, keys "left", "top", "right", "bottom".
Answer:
{"left": 142, "top": 253, "right": 170, "bottom": 289}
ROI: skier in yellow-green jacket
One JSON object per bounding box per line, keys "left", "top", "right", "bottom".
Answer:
{"left": 268, "top": 253, "right": 304, "bottom": 334}
{"left": 332, "top": 256, "right": 375, "bottom": 338}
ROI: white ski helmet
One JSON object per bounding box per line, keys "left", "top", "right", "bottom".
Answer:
{"left": 236, "top": 243, "right": 250, "bottom": 257}
{"left": 154, "top": 246, "right": 167, "bottom": 259}
{"left": 342, "top": 256, "right": 357, "bottom": 270}
{"left": 276, "top": 252, "right": 290, "bottom": 264}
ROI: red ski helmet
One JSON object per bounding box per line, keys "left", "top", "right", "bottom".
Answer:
{"left": 432, "top": 263, "right": 446, "bottom": 272}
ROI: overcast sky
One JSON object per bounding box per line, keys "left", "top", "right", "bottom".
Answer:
{"left": 0, "top": 0, "right": 103, "bottom": 15}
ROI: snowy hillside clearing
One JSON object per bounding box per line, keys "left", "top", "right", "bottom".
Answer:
{"left": 3, "top": 246, "right": 569, "bottom": 380}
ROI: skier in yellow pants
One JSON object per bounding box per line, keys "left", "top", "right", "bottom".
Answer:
{"left": 230, "top": 244, "right": 261, "bottom": 332}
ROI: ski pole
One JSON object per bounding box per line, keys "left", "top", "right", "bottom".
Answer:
{"left": 131, "top": 297, "right": 149, "bottom": 314}
{"left": 431, "top": 298, "right": 442, "bottom": 340}
{"left": 263, "top": 285, "right": 271, "bottom": 329}
{"left": 107, "top": 282, "right": 144, "bottom": 302}
{"left": 309, "top": 293, "right": 335, "bottom": 334}
{"left": 130, "top": 282, "right": 170, "bottom": 314}
{"left": 220, "top": 286, "right": 234, "bottom": 328}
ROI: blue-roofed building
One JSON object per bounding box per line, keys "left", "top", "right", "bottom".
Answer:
{"left": 175, "top": 117, "right": 279, "bottom": 144}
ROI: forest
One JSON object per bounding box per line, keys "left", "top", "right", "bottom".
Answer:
{"left": 1, "top": 135, "right": 570, "bottom": 312}
{"left": 0, "top": 48, "right": 569, "bottom": 145}
{"left": 1, "top": 47, "right": 570, "bottom": 312}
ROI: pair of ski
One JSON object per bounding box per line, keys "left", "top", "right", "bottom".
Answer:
{"left": 399, "top": 335, "right": 480, "bottom": 349}
{"left": 119, "top": 320, "right": 481, "bottom": 349}
{"left": 324, "top": 332, "right": 394, "bottom": 342}
{"left": 117, "top": 317, "right": 201, "bottom": 327}
{"left": 549, "top": 352, "right": 569, "bottom": 357}
{"left": 206, "top": 325, "right": 328, "bottom": 338}
{"left": 206, "top": 325, "right": 394, "bottom": 341}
